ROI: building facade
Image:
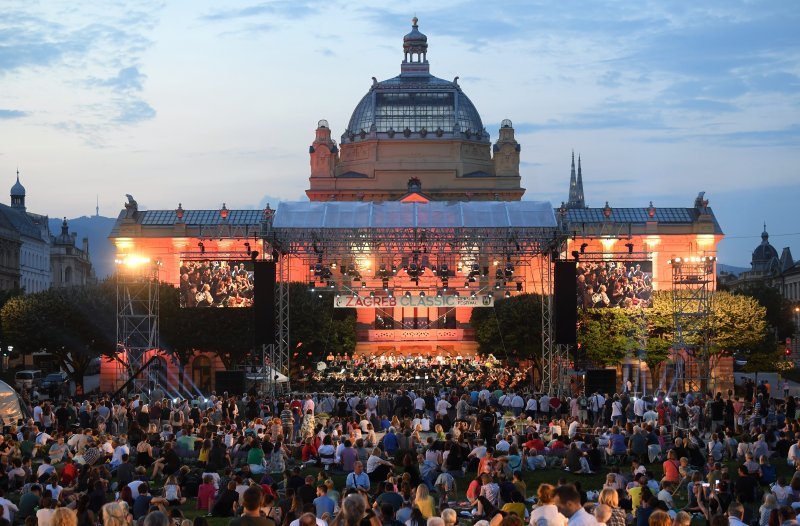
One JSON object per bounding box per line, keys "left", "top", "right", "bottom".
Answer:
{"left": 50, "top": 218, "right": 94, "bottom": 288}
{"left": 110, "top": 19, "right": 725, "bottom": 391}
{"left": 0, "top": 171, "right": 51, "bottom": 293}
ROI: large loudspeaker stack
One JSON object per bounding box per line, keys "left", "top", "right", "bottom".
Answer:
{"left": 553, "top": 260, "right": 577, "bottom": 345}
{"left": 253, "top": 261, "right": 276, "bottom": 347}
{"left": 215, "top": 371, "right": 246, "bottom": 395}
{"left": 585, "top": 369, "right": 618, "bottom": 396}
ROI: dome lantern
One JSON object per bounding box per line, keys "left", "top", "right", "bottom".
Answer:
{"left": 10, "top": 168, "right": 26, "bottom": 209}
{"left": 401, "top": 16, "right": 430, "bottom": 76}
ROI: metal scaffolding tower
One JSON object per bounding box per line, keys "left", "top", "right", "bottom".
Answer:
{"left": 265, "top": 253, "right": 291, "bottom": 396}
{"left": 115, "top": 257, "right": 161, "bottom": 396}
{"left": 668, "top": 255, "right": 716, "bottom": 394}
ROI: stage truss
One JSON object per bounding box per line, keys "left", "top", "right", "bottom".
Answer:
{"left": 263, "top": 220, "right": 569, "bottom": 393}
{"left": 115, "top": 259, "right": 161, "bottom": 396}
{"left": 667, "top": 256, "right": 716, "bottom": 395}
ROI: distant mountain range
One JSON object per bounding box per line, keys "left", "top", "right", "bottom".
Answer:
{"left": 49, "top": 215, "right": 117, "bottom": 279}
{"left": 717, "top": 263, "right": 749, "bottom": 275}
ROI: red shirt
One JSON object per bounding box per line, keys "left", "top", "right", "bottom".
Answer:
{"left": 197, "top": 483, "right": 216, "bottom": 511}
{"left": 302, "top": 443, "right": 318, "bottom": 461}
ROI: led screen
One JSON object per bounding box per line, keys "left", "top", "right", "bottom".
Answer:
{"left": 577, "top": 260, "right": 653, "bottom": 309}
{"left": 179, "top": 260, "right": 254, "bottom": 308}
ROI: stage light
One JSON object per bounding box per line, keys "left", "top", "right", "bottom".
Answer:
{"left": 468, "top": 276, "right": 476, "bottom": 283}
{"left": 493, "top": 260, "right": 499, "bottom": 266}
{"left": 470, "top": 291, "right": 477, "bottom": 298}
{"left": 464, "top": 281, "right": 470, "bottom": 289}
{"left": 405, "top": 291, "right": 411, "bottom": 298}
{"left": 437, "top": 291, "right": 442, "bottom": 298}
{"left": 495, "top": 268, "right": 504, "bottom": 279}
{"left": 330, "top": 262, "right": 337, "bottom": 269}
{"left": 504, "top": 291, "right": 511, "bottom": 298}
{"left": 391, "top": 264, "right": 397, "bottom": 274}
{"left": 419, "top": 291, "right": 425, "bottom": 297}
{"left": 382, "top": 279, "right": 389, "bottom": 290}
{"left": 352, "top": 292, "right": 358, "bottom": 298}
{"left": 387, "top": 290, "right": 394, "bottom": 297}
{"left": 504, "top": 262, "right": 514, "bottom": 278}
{"left": 308, "top": 281, "right": 316, "bottom": 292}
{"left": 625, "top": 242, "right": 634, "bottom": 254}
{"left": 361, "top": 281, "right": 367, "bottom": 288}
{"left": 440, "top": 263, "right": 449, "bottom": 276}
{"left": 115, "top": 255, "right": 152, "bottom": 268}
{"left": 494, "top": 281, "right": 501, "bottom": 289}
{"left": 327, "top": 280, "right": 335, "bottom": 288}
{"left": 244, "top": 242, "right": 251, "bottom": 255}
{"left": 580, "top": 243, "right": 588, "bottom": 254}
{"left": 197, "top": 241, "right": 205, "bottom": 254}
{"left": 370, "top": 291, "right": 375, "bottom": 297}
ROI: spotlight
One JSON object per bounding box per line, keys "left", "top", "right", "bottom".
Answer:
{"left": 504, "top": 291, "right": 511, "bottom": 298}
{"left": 470, "top": 291, "right": 477, "bottom": 298}
{"left": 437, "top": 291, "right": 442, "bottom": 298}
{"left": 330, "top": 262, "right": 337, "bottom": 269}
{"left": 361, "top": 281, "right": 367, "bottom": 288}
{"left": 405, "top": 291, "right": 411, "bottom": 298}
{"left": 328, "top": 280, "right": 335, "bottom": 288}
{"left": 580, "top": 243, "right": 588, "bottom": 254}
{"left": 419, "top": 291, "right": 425, "bottom": 297}
{"left": 382, "top": 278, "right": 389, "bottom": 290}
{"left": 464, "top": 281, "right": 470, "bottom": 289}
{"left": 387, "top": 290, "right": 394, "bottom": 297}
{"left": 308, "top": 281, "right": 316, "bottom": 292}
{"left": 370, "top": 291, "right": 375, "bottom": 297}
{"left": 494, "top": 281, "right": 501, "bottom": 289}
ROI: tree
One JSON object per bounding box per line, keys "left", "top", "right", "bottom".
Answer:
{"left": 470, "top": 293, "right": 543, "bottom": 379}
{"left": 732, "top": 282, "right": 795, "bottom": 340}
{"left": 0, "top": 284, "right": 116, "bottom": 389}
{"left": 577, "top": 308, "right": 638, "bottom": 367}
{"left": 288, "top": 284, "right": 356, "bottom": 368}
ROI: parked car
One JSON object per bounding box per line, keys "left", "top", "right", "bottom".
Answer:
{"left": 41, "top": 371, "right": 69, "bottom": 390}
{"left": 14, "top": 369, "right": 43, "bottom": 390}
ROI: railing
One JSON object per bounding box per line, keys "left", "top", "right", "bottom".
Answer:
{"left": 367, "top": 329, "right": 464, "bottom": 341}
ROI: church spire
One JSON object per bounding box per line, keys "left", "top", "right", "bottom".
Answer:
{"left": 566, "top": 151, "right": 585, "bottom": 209}
{"left": 576, "top": 154, "right": 585, "bottom": 207}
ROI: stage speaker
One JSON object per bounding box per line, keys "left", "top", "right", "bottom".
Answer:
{"left": 585, "top": 369, "right": 617, "bottom": 396}
{"left": 554, "top": 260, "right": 577, "bottom": 345}
{"left": 215, "top": 371, "right": 246, "bottom": 395}
{"left": 253, "top": 261, "right": 276, "bottom": 346}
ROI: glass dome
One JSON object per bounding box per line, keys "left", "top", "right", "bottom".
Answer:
{"left": 345, "top": 74, "right": 486, "bottom": 142}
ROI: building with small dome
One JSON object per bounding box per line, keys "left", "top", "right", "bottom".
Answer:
{"left": 721, "top": 225, "right": 800, "bottom": 329}
{"left": 0, "top": 170, "right": 51, "bottom": 293}
{"left": 307, "top": 18, "right": 523, "bottom": 202}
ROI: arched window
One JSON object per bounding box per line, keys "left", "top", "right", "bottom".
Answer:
{"left": 192, "top": 355, "right": 213, "bottom": 394}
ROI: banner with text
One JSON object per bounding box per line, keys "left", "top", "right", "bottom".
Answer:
{"left": 334, "top": 295, "right": 495, "bottom": 308}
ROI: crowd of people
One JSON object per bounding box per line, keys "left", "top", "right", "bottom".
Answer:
{"left": 2, "top": 378, "right": 800, "bottom": 526}
{"left": 304, "top": 355, "right": 528, "bottom": 392}
{"left": 577, "top": 261, "right": 654, "bottom": 309}
{"left": 179, "top": 260, "right": 255, "bottom": 308}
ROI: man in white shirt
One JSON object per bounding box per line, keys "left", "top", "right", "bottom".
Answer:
{"left": 511, "top": 393, "right": 525, "bottom": 416}
{"left": 33, "top": 404, "right": 43, "bottom": 425}
{"left": 788, "top": 437, "right": 800, "bottom": 467}
{"left": 436, "top": 398, "right": 451, "bottom": 419}
{"left": 633, "top": 397, "right": 646, "bottom": 421}
{"left": 539, "top": 394, "right": 550, "bottom": 418}
{"left": 0, "top": 492, "right": 18, "bottom": 522}
{"left": 553, "top": 484, "right": 598, "bottom": 525}
{"left": 302, "top": 394, "right": 315, "bottom": 415}
{"left": 727, "top": 502, "right": 747, "bottom": 526}
{"left": 525, "top": 397, "right": 538, "bottom": 418}
{"left": 111, "top": 438, "right": 129, "bottom": 469}
{"left": 413, "top": 396, "right": 426, "bottom": 415}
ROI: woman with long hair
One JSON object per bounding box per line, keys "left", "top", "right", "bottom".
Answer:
{"left": 413, "top": 484, "right": 436, "bottom": 519}
{"left": 598, "top": 488, "right": 626, "bottom": 526}
{"left": 101, "top": 502, "right": 129, "bottom": 526}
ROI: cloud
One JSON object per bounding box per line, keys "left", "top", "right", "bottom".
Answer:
{"left": 114, "top": 99, "right": 156, "bottom": 124}
{"left": 200, "top": 0, "right": 324, "bottom": 22}
{"left": 89, "top": 66, "right": 147, "bottom": 92}
{"left": 0, "top": 109, "right": 28, "bottom": 119}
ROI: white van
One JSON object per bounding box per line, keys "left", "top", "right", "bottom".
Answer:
{"left": 15, "top": 369, "right": 43, "bottom": 390}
